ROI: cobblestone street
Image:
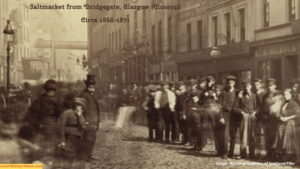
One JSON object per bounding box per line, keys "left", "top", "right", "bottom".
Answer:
{"left": 90, "top": 121, "right": 297, "bottom": 169}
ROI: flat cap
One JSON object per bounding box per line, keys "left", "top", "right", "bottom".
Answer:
{"left": 226, "top": 75, "right": 237, "bottom": 81}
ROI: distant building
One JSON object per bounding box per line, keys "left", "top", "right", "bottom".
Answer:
{"left": 0, "top": 0, "right": 9, "bottom": 86}
{"left": 87, "top": 0, "right": 300, "bottom": 88}
{"left": 22, "top": 57, "right": 49, "bottom": 81}
{"left": 10, "top": 1, "right": 30, "bottom": 85}
{"left": 87, "top": 0, "right": 179, "bottom": 85}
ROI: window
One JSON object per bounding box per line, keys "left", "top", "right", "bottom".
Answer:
{"left": 112, "top": 32, "right": 115, "bottom": 51}
{"left": 109, "top": 33, "right": 112, "bottom": 52}
{"left": 115, "top": 31, "right": 118, "bottom": 51}
{"left": 126, "top": 14, "right": 129, "bottom": 40}
{"left": 168, "top": 17, "right": 172, "bottom": 53}
{"left": 239, "top": 9, "right": 246, "bottom": 41}
{"left": 142, "top": 10, "right": 147, "bottom": 35}
{"left": 119, "top": 29, "right": 122, "bottom": 49}
{"left": 289, "top": 0, "right": 296, "bottom": 21}
{"left": 224, "top": 13, "right": 231, "bottom": 44}
{"left": 187, "top": 23, "right": 192, "bottom": 51}
{"left": 197, "top": 20, "right": 203, "bottom": 49}
{"left": 212, "top": 16, "right": 218, "bottom": 46}
{"left": 152, "top": 25, "right": 156, "bottom": 55}
{"left": 134, "top": 11, "right": 138, "bottom": 41}
{"left": 263, "top": 0, "right": 270, "bottom": 27}
{"left": 158, "top": 21, "right": 162, "bottom": 54}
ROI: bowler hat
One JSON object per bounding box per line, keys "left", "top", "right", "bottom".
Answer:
{"left": 267, "top": 78, "right": 276, "bottom": 86}
{"left": 44, "top": 79, "right": 57, "bottom": 91}
{"left": 85, "top": 74, "right": 96, "bottom": 85}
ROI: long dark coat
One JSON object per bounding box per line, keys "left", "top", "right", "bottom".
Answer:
{"left": 80, "top": 90, "right": 100, "bottom": 130}
{"left": 25, "top": 94, "right": 61, "bottom": 155}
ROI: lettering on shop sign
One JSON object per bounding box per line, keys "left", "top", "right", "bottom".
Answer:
{"left": 255, "top": 43, "right": 298, "bottom": 57}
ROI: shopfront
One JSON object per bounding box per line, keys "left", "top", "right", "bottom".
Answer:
{"left": 253, "top": 36, "right": 300, "bottom": 89}
{"left": 176, "top": 41, "right": 253, "bottom": 87}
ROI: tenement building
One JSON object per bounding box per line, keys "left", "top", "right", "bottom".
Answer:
{"left": 87, "top": 0, "right": 300, "bottom": 88}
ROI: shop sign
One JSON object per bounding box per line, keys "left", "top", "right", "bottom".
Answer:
{"left": 255, "top": 42, "right": 298, "bottom": 57}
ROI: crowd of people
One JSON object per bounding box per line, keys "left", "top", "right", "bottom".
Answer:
{"left": 139, "top": 75, "right": 300, "bottom": 164}
{"left": 0, "top": 73, "right": 300, "bottom": 168}
{"left": 0, "top": 75, "right": 100, "bottom": 169}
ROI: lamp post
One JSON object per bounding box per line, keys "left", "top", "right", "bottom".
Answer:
{"left": 210, "top": 46, "right": 221, "bottom": 81}
{"left": 3, "top": 20, "right": 15, "bottom": 92}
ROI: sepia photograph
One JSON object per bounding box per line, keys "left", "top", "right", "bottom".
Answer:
{"left": 0, "top": 0, "right": 300, "bottom": 168}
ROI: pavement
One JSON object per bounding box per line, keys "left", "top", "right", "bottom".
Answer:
{"left": 90, "top": 121, "right": 298, "bottom": 169}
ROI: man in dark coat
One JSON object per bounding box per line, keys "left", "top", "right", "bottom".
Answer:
{"left": 232, "top": 80, "right": 257, "bottom": 159}
{"left": 198, "top": 75, "right": 219, "bottom": 150}
{"left": 253, "top": 79, "right": 266, "bottom": 158}
{"left": 216, "top": 75, "right": 238, "bottom": 159}
{"left": 262, "top": 79, "right": 280, "bottom": 160}
{"left": 25, "top": 79, "right": 61, "bottom": 156}
{"left": 80, "top": 74, "right": 100, "bottom": 161}
{"left": 175, "top": 83, "right": 190, "bottom": 144}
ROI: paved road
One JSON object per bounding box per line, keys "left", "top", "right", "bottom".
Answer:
{"left": 90, "top": 121, "right": 297, "bottom": 169}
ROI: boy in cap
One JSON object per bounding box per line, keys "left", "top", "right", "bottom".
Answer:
{"left": 58, "top": 97, "right": 87, "bottom": 169}
{"left": 188, "top": 92, "right": 205, "bottom": 151}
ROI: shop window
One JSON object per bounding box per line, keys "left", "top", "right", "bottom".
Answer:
{"left": 286, "top": 55, "right": 297, "bottom": 86}
{"left": 259, "top": 59, "right": 281, "bottom": 88}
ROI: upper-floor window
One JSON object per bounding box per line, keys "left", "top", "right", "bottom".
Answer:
{"left": 126, "top": 14, "right": 129, "bottom": 40}
{"left": 151, "top": 25, "right": 156, "bottom": 55}
{"left": 263, "top": 0, "right": 270, "bottom": 27}
{"left": 224, "top": 12, "right": 231, "bottom": 44}
{"left": 134, "top": 11, "right": 138, "bottom": 41}
{"left": 187, "top": 23, "right": 192, "bottom": 51}
{"left": 142, "top": 10, "right": 147, "bottom": 35}
{"left": 168, "top": 17, "right": 172, "bottom": 53}
{"left": 289, "top": 0, "right": 296, "bottom": 21}
{"left": 158, "top": 21, "right": 162, "bottom": 54}
{"left": 212, "top": 16, "right": 218, "bottom": 46}
{"left": 197, "top": 20, "right": 203, "bottom": 49}
{"left": 239, "top": 8, "right": 246, "bottom": 41}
